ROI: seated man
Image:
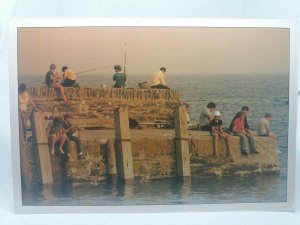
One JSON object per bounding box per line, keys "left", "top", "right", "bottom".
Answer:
{"left": 46, "top": 116, "right": 67, "bottom": 156}
{"left": 150, "top": 67, "right": 169, "bottom": 89}
{"left": 62, "top": 113, "right": 85, "bottom": 160}
{"left": 113, "top": 65, "right": 127, "bottom": 88}
{"left": 61, "top": 66, "right": 78, "bottom": 87}
{"left": 198, "top": 102, "right": 216, "bottom": 131}
{"left": 257, "top": 113, "right": 276, "bottom": 138}
{"left": 230, "top": 106, "right": 251, "bottom": 133}
{"left": 232, "top": 112, "right": 259, "bottom": 156}
{"left": 45, "top": 64, "right": 68, "bottom": 102}
{"left": 210, "top": 111, "right": 232, "bottom": 157}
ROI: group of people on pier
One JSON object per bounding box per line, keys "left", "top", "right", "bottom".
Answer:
{"left": 197, "top": 102, "right": 276, "bottom": 157}
{"left": 42, "top": 63, "right": 170, "bottom": 102}
{"left": 18, "top": 63, "right": 276, "bottom": 159}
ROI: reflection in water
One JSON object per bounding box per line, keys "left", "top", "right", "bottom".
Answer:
{"left": 22, "top": 174, "right": 286, "bottom": 206}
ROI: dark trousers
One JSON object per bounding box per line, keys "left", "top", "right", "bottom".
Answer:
{"left": 151, "top": 84, "right": 170, "bottom": 89}
{"left": 63, "top": 135, "right": 82, "bottom": 155}
{"left": 61, "top": 79, "right": 76, "bottom": 87}
{"left": 233, "top": 132, "right": 256, "bottom": 153}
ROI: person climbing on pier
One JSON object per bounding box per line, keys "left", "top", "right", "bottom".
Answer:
{"left": 210, "top": 111, "right": 232, "bottom": 157}
{"left": 232, "top": 112, "right": 259, "bottom": 156}
{"left": 257, "top": 113, "right": 277, "bottom": 138}
{"left": 45, "top": 64, "right": 68, "bottom": 103}
{"left": 18, "top": 83, "right": 39, "bottom": 141}
{"left": 150, "top": 67, "right": 169, "bottom": 89}
{"left": 112, "top": 65, "right": 127, "bottom": 88}
{"left": 46, "top": 116, "right": 67, "bottom": 156}
{"left": 198, "top": 102, "right": 216, "bottom": 131}
{"left": 61, "top": 66, "right": 79, "bottom": 87}
{"left": 62, "top": 113, "right": 85, "bottom": 160}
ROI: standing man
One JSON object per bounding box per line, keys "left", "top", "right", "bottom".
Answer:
{"left": 198, "top": 102, "right": 216, "bottom": 131}
{"left": 150, "top": 67, "right": 169, "bottom": 89}
{"left": 61, "top": 66, "right": 78, "bottom": 87}
{"left": 113, "top": 65, "right": 127, "bottom": 88}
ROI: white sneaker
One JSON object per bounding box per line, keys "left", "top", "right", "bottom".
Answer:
{"left": 277, "top": 149, "right": 282, "bottom": 154}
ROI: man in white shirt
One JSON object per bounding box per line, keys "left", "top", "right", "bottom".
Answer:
{"left": 150, "top": 67, "right": 169, "bottom": 89}
{"left": 257, "top": 113, "right": 276, "bottom": 138}
{"left": 198, "top": 102, "right": 216, "bottom": 131}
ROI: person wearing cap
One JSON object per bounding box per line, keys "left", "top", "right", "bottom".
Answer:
{"left": 198, "top": 102, "right": 216, "bottom": 131}
{"left": 210, "top": 111, "right": 232, "bottom": 157}
{"left": 61, "top": 66, "right": 78, "bottom": 87}
{"left": 62, "top": 113, "right": 85, "bottom": 160}
{"left": 113, "top": 65, "right": 127, "bottom": 88}
{"left": 232, "top": 112, "right": 259, "bottom": 156}
{"left": 46, "top": 116, "right": 67, "bottom": 156}
{"left": 257, "top": 113, "right": 277, "bottom": 138}
{"left": 229, "top": 106, "right": 252, "bottom": 134}
{"left": 45, "top": 64, "right": 68, "bottom": 102}
{"left": 150, "top": 67, "right": 169, "bottom": 89}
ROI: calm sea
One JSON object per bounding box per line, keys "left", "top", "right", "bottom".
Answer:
{"left": 21, "top": 73, "right": 289, "bottom": 205}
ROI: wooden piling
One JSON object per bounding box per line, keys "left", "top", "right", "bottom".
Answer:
{"left": 30, "top": 111, "right": 53, "bottom": 184}
{"left": 174, "top": 104, "right": 191, "bottom": 182}
{"left": 107, "top": 139, "right": 117, "bottom": 176}
{"left": 114, "top": 106, "right": 134, "bottom": 184}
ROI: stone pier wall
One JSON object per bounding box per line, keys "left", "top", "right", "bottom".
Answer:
{"left": 28, "top": 87, "right": 180, "bottom": 127}
{"left": 63, "top": 135, "right": 279, "bottom": 184}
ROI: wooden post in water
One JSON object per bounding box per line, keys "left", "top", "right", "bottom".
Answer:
{"left": 114, "top": 106, "right": 134, "bottom": 184}
{"left": 174, "top": 104, "right": 191, "bottom": 182}
{"left": 30, "top": 111, "right": 53, "bottom": 184}
{"left": 107, "top": 139, "right": 117, "bottom": 176}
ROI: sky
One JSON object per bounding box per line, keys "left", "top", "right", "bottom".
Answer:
{"left": 18, "top": 27, "right": 289, "bottom": 76}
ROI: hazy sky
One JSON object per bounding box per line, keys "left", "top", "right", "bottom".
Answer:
{"left": 18, "top": 27, "right": 289, "bottom": 76}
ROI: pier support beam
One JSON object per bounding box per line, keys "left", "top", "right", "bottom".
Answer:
{"left": 114, "top": 106, "right": 134, "bottom": 184}
{"left": 174, "top": 104, "right": 191, "bottom": 182}
{"left": 30, "top": 111, "right": 53, "bottom": 184}
{"left": 107, "top": 139, "right": 117, "bottom": 176}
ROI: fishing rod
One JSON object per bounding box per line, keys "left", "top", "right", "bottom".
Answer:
{"left": 76, "top": 65, "right": 113, "bottom": 75}
{"left": 124, "top": 37, "right": 127, "bottom": 75}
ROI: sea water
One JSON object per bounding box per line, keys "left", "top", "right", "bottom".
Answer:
{"left": 20, "top": 74, "right": 289, "bottom": 205}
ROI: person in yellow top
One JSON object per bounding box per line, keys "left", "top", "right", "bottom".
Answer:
{"left": 150, "top": 67, "right": 169, "bottom": 89}
{"left": 61, "top": 66, "right": 78, "bottom": 87}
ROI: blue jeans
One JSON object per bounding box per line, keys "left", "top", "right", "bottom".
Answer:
{"left": 63, "top": 135, "right": 82, "bottom": 155}
{"left": 233, "top": 132, "right": 256, "bottom": 153}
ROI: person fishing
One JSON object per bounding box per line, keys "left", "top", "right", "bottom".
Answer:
{"left": 45, "top": 64, "right": 68, "bottom": 102}
{"left": 112, "top": 65, "right": 127, "bottom": 88}
{"left": 61, "top": 65, "right": 78, "bottom": 87}
{"left": 150, "top": 67, "right": 169, "bottom": 89}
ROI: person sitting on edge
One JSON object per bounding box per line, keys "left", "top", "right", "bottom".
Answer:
{"left": 46, "top": 116, "right": 67, "bottom": 156}
{"left": 257, "top": 113, "right": 277, "bottom": 138}
{"left": 61, "top": 66, "right": 78, "bottom": 87}
{"left": 113, "top": 65, "right": 127, "bottom": 88}
{"left": 62, "top": 113, "right": 85, "bottom": 160}
{"left": 198, "top": 102, "right": 216, "bottom": 131}
{"left": 150, "top": 67, "right": 170, "bottom": 89}
{"left": 232, "top": 112, "right": 259, "bottom": 156}
{"left": 210, "top": 111, "right": 232, "bottom": 157}
{"left": 18, "top": 83, "right": 38, "bottom": 141}
{"left": 45, "top": 64, "right": 68, "bottom": 102}
{"left": 230, "top": 106, "right": 252, "bottom": 133}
